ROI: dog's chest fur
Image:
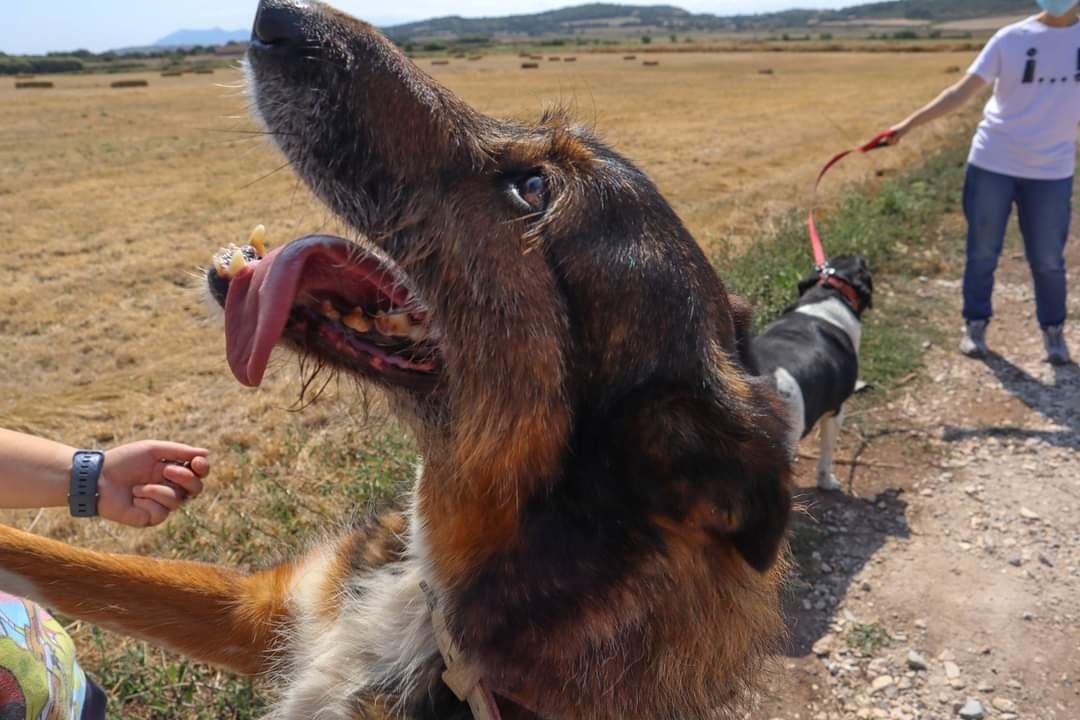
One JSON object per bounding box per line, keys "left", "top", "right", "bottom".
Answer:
{"left": 271, "top": 497, "right": 447, "bottom": 720}
{"left": 266, "top": 478, "right": 781, "bottom": 720}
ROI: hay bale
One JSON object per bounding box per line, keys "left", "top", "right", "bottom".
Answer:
{"left": 564, "top": 57, "right": 577, "bottom": 62}
{"left": 623, "top": 55, "right": 637, "bottom": 61}
{"left": 521, "top": 62, "right": 540, "bottom": 70}
{"left": 15, "top": 81, "right": 54, "bottom": 89}
{"left": 548, "top": 56, "right": 561, "bottom": 61}
{"left": 758, "top": 68, "right": 775, "bottom": 75}
{"left": 193, "top": 67, "right": 214, "bottom": 74}
{"left": 643, "top": 61, "right": 660, "bottom": 67}
{"left": 944, "top": 65, "right": 962, "bottom": 74}
{"left": 432, "top": 60, "right": 450, "bottom": 66}
{"left": 111, "top": 79, "right": 149, "bottom": 88}
{"left": 161, "top": 70, "right": 184, "bottom": 77}
{"left": 468, "top": 55, "right": 484, "bottom": 61}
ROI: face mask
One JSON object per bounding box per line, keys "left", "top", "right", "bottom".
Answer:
{"left": 1037, "top": 0, "right": 1079, "bottom": 16}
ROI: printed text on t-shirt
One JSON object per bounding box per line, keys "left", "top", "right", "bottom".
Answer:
{"left": 1020, "top": 46, "right": 1080, "bottom": 83}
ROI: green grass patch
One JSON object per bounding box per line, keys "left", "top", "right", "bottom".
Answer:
{"left": 857, "top": 300, "right": 931, "bottom": 386}
{"left": 717, "top": 141, "right": 970, "bottom": 388}
{"left": 87, "top": 628, "right": 266, "bottom": 719}
{"left": 846, "top": 622, "right": 893, "bottom": 655}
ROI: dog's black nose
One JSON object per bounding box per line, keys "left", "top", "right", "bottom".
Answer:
{"left": 253, "top": 0, "right": 313, "bottom": 45}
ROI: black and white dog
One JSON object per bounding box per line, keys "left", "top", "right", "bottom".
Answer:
{"left": 751, "top": 255, "right": 874, "bottom": 491}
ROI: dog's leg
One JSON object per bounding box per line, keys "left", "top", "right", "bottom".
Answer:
{"left": 815, "top": 407, "right": 845, "bottom": 491}
{"left": 0, "top": 523, "right": 296, "bottom": 675}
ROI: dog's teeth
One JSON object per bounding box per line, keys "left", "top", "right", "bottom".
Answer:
{"left": 248, "top": 224, "right": 267, "bottom": 256}
{"left": 343, "top": 310, "right": 373, "bottom": 334}
{"left": 375, "top": 312, "right": 412, "bottom": 337}
{"left": 213, "top": 255, "right": 231, "bottom": 279}
{"left": 320, "top": 300, "right": 341, "bottom": 321}
{"left": 228, "top": 248, "right": 249, "bottom": 275}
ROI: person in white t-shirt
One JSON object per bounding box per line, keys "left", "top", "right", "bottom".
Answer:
{"left": 887, "top": 0, "right": 1079, "bottom": 365}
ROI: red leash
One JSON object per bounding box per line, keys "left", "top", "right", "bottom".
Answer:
{"left": 807, "top": 130, "right": 897, "bottom": 268}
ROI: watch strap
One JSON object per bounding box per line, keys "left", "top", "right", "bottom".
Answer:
{"left": 69, "top": 451, "right": 104, "bottom": 518}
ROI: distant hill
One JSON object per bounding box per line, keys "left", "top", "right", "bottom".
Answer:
{"left": 153, "top": 28, "right": 249, "bottom": 49}
{"left": 139, "top": 0, "right": 1034, "bottom": 51}
{"left": 818, "top": 0, "right": 1032, "bottom": 22}
{"left": 384, "top": 0, "right": 1034, "bottom": 40}
{"left": 386, "top": 4, "right": 694, "bottom": 40}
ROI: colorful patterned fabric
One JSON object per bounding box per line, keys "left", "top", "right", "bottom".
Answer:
{"left": 0, "top": 591, "right": 104, "bottom": 720}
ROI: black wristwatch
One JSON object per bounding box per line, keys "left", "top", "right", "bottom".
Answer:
{"left": 69, "top": 450, "right": 104, "bottom": 518}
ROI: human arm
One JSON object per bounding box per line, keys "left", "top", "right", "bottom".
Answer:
{"left": 887, "top": 73, "right": 990, "bottom": 145}
{"left": 0, "top": 429, "right": 209, "bottom": 527}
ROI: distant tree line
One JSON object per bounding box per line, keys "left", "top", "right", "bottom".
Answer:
{"left": 0, "top": 45, "right": 223, "bottom": 75}
{"left": 0, "top": 53, "right": 84, "bottom": 75}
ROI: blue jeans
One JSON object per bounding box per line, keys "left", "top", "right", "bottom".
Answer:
{"left": 962, "top": 164, "right": 1071, "bottom": 328}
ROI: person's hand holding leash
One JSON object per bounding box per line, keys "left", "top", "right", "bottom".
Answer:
{"left": 884, "top": 121, "right": 911, "bottom": 146}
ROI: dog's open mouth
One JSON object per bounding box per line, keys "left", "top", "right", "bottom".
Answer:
{"left": 207, "top": 228, "right": 441, "bottom": 392}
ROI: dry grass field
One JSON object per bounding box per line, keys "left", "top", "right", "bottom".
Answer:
{"left": 0, "top": 50, "right": 978, "bottom": 716}
{"left": 937, "top": 14, "right": 1029, "bottom": 32}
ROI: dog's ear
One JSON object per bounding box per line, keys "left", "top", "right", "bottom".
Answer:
{"left": 852, "top": 259, "right": 874, "bottom": 310}
{"left": 622, "top": 386, "right": 792, "bottom": 573}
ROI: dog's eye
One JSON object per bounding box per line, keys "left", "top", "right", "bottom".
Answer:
{"left": 509, "top": 174, "right": 547, "bottom": 213}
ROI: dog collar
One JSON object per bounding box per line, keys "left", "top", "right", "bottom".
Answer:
{"left": 817, "top": 273, "right": 862, "bottom": 314}
{"left": 421, "top": 582, "right": 504, "bottom": 720}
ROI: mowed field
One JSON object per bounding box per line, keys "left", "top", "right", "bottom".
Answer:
{"left": 0, "top": 51, "right": 977, "bottom": 716}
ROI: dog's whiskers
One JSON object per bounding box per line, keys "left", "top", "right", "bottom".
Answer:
{"left": 238, "top": 161, "right": 293, "bottom": 191}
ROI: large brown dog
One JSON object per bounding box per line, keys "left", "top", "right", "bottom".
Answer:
{"left": 0, "top": 2, "right": 793, "bottom": 718}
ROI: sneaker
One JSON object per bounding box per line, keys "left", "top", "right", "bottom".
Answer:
{"left": 959, "top": 319, "right": 989, "bottom": 358}
{"left": 1043, "top": 324, "right": 1072, "bottom": 366}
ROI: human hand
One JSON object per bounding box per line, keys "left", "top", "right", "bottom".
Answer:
{"left": 884, "top": 122, "right": 910, "bottom": 146}
{"left": 99, "top": 442, "right": 209, "bottom": 527}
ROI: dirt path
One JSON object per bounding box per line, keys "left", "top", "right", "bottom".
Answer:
{"left": 754, "top": 235, "right": 1080, "bottom": 719}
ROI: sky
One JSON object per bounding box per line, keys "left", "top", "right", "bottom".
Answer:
{"left": 3, "top": 0, "right": 858, "bottom": 55}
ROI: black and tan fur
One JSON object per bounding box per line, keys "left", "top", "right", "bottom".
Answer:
{"left": 0, "top": 1, "right": 794, "bottom": 718}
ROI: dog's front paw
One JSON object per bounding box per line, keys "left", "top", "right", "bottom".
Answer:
{"left": 816, "top": 473, "right": 841, "bottom": 492}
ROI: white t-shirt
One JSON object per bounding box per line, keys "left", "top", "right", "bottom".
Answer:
{"left": 968, "top": 15, "right": 1080, "bottom": 180}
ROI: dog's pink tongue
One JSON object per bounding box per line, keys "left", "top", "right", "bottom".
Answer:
{"left": 224, "top": 242, "right": 312, "bottom": 387}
